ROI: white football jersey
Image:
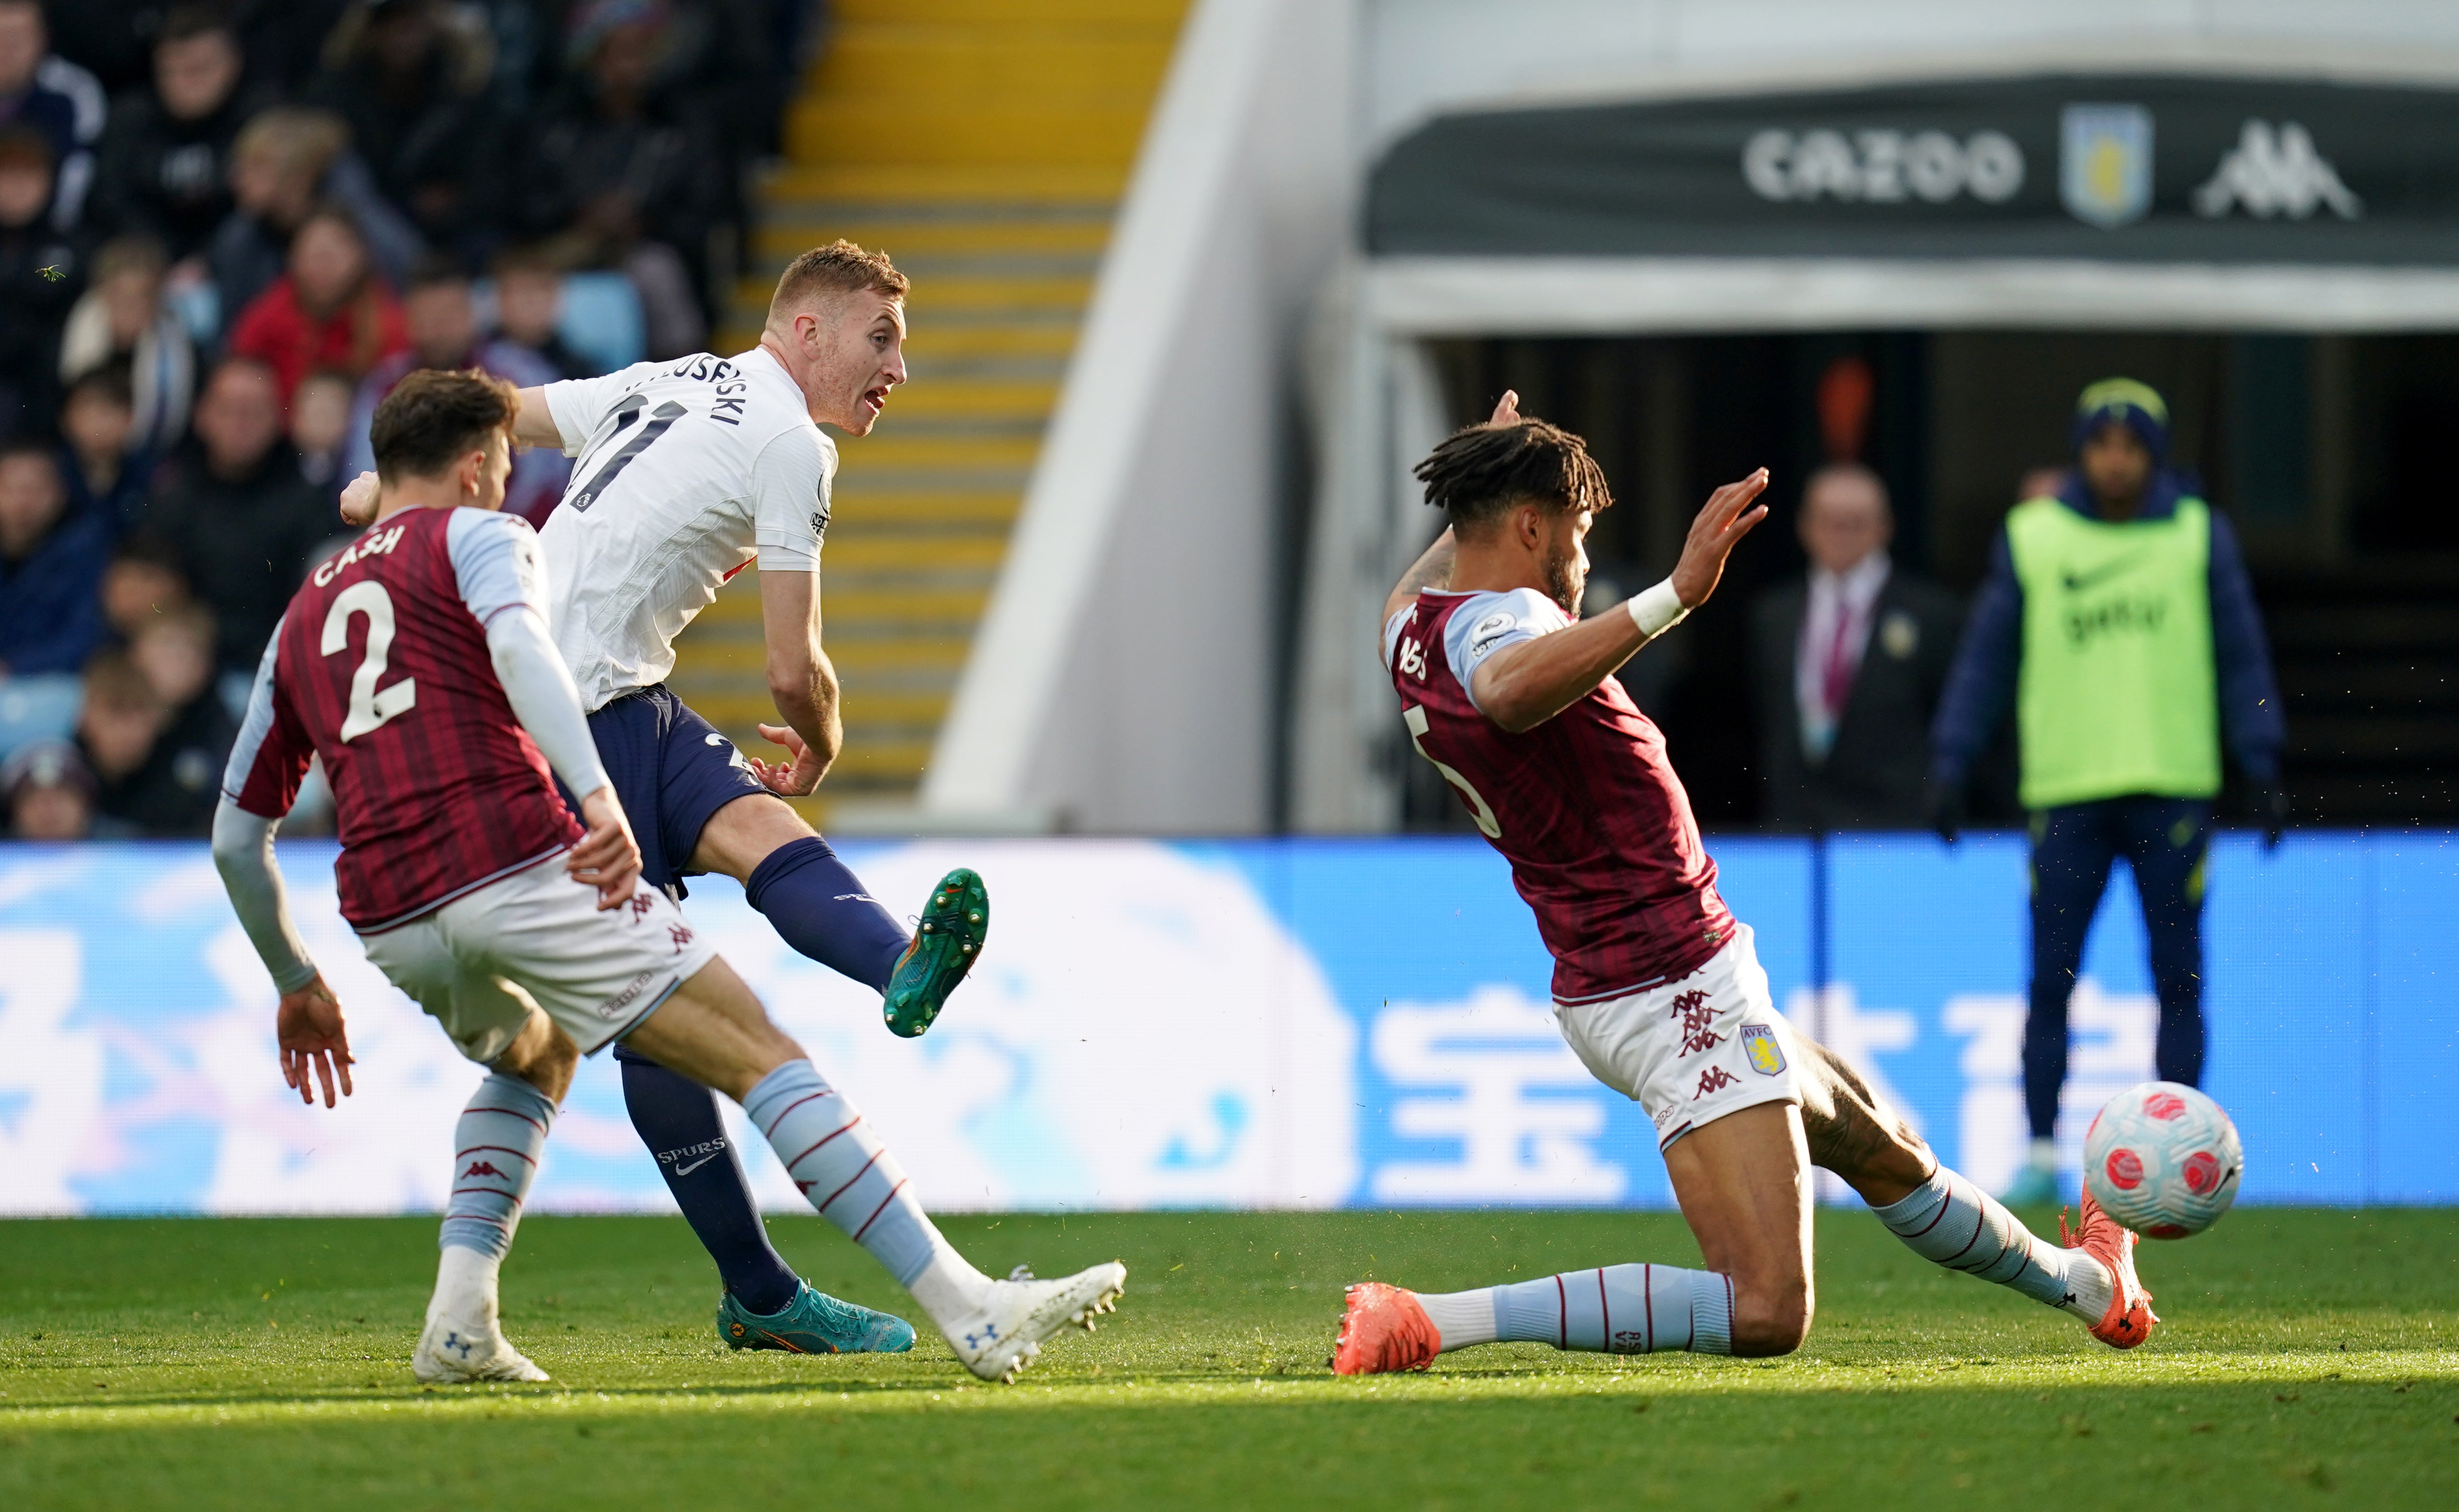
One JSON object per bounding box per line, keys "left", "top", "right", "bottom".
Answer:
{"left": 536, "top": 347, "right": 832, "bottom": 712}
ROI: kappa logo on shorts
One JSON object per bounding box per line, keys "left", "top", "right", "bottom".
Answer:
{"left": 1670, "top": 989, "right": 1722, "bottom": 1057}
{"left": 628, "top": 893, "right": 655, "bottom": 922}
{"left": 1693, "top": 1066, "right": 1741, "bottom": 1099}
{"left": 1740, "top": 1023, "right": 1786, "bottom": 1077}
{"left": 597, "top": 969, "right": 658, "bottom": 1020}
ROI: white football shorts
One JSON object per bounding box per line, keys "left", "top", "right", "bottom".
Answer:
{"left": 359, "top": 851, "right": 720, "bottom": 1064}
{"left": 1553, "top": 924, "right": 1803, "bottom": 1149}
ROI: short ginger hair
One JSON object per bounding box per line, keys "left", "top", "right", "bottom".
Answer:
{"left": 766, "top": 239, "right": 908, "bottom": 330}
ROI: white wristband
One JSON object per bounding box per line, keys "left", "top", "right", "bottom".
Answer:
{"left": 1625, "top": 578, "right": 1689, "bottom": 638}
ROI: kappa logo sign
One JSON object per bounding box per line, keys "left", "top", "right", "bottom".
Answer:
{"left": 1743, "top": 128, "right": 2023, "bottom": 205}
{"left": 2194, "top": 120, "right": 2361, "bottom": 221}
{"left": 461, "top": 1160, "right": 507, "bottom": 1180}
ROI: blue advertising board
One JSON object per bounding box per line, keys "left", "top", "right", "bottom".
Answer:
{"left": 0, "top": 834, "right": 2450, "bottom": 1216}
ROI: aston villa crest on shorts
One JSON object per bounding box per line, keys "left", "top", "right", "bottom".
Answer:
{"left": 2061, "top": 103, "right": 2153, "bottom": 228}
{"left": 1740, "top": 1023, "right": 1786, "bottom": 1077}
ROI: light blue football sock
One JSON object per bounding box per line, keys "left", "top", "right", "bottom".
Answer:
{"left": 742, "top": 1059, "right": 939, "bottom": 1286}
{"left": 439, "top": 1073, "right": 555, "bottom": 1260}
{"left": 1428, "top": 1263, "right": 1733, "bottom": 1355}
{"left": 1872, "top": 1165, "right": 2107, "bottom": 1322}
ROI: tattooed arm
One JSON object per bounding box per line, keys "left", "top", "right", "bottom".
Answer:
{"left": 1381, "top": 529, "right": 1457, "bottom": 630}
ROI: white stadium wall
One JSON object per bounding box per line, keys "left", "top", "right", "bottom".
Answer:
{"left": 921, "top": 0, "right": 1351, "bottom": 834}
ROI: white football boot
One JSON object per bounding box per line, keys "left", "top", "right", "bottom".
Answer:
{"left": 414, "top": 1312, "right": 550, "bottom": 1383}
{"left": 413, "top": 1280, "right": 550, "bottom": 1384}
{"left": 943, "top": 1261, "right": 1127, "bottom": 1384}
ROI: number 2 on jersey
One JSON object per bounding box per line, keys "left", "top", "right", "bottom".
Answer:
{"left": 1402, "top": 703, "right": 1501, "bottom": 838}
{"left": 322, "top": 580, "right": 417, "bottom": 741}
{"left": 569, "top": 395, "right": 688, "bottom": 512}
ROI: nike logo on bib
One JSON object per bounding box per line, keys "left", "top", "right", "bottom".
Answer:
{"left": 2061, "top": 556, "right": 2142, "bottom": 593}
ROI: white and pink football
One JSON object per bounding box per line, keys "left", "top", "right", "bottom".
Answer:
{"left": 2082, "top": 1082, "right": 2243, "bottom": 1239}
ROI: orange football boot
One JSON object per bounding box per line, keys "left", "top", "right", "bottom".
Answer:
{"left": 2062, "top": 1193, "right": 2159, "bottom": 1350}
{"left": 1331, "top": 1283, "right": 1440, "bottom": 1375}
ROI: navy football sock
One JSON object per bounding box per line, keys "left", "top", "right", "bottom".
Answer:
{"left": 744, "top": 835, "right": 911, "bottom": 992}
{"left": 619, "top": 1051, "right": 801, "bottom": 1315}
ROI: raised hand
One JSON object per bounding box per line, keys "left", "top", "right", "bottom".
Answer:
{"left": 1486, "top": 389, "right": 1521, "bottom": 427}
{"left": 569, "top": 786, "right": 645, "bottom": 910}
{"left": 1670, "top": 469, "right": 1772, "bottom": 609}
{"left": 276, "top": 975, "right": 355, "bottom": 1108}
{"left": 750, "top": 722, "right": 825, "bottom": 797}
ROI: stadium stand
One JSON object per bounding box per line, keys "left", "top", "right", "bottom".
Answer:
{"left": 668, "top": 0, "right": 1192, "bottom": 824}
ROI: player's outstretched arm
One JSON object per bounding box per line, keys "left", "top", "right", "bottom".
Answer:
{"left": 211, "top": 798, "right": 355, "bottom": 1108}
{"left": 1472, "top": 470, "right": 1769, "bottom": 732}
{"left": 510, "top": 386, "right": 565, "bottom": 449}
{"left": 751, "top": 567, "right": 842, "bottom": 796}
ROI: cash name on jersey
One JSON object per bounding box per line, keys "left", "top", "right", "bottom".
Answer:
{"left": 312, "top": 524, "right": 408, "bottom": 587}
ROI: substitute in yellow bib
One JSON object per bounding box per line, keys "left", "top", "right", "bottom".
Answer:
{"left": 1928, "top": 379, "right": 2284, "bottom": 1208}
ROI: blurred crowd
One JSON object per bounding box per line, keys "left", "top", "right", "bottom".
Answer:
{"left": 0, "top": 0, "right": 813, "bottom": 838}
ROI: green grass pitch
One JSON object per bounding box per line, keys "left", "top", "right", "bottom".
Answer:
{"left": 3, "top": 1208, "right": 2454, "bottom": 1510}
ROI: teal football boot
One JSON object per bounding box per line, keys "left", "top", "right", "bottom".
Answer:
{"left": 882, "top": 867, "right": 988, "bottom": 1039}
{"left": 2000, "top": 1162, "right": 2060, "bottom": 1209}
{"left": 718, "top": 1281, "right": 916, "bottom": 1355}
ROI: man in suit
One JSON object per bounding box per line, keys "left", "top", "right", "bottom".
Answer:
{"left": 1750, "top": 463, "right": 1961, "bottom": 830}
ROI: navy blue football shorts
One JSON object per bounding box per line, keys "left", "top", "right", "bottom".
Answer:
{"left": 571, "top": 683, "right": 771, "bottom": 894}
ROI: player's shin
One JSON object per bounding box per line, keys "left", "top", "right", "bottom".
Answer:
{"left": 432, "top": 1072, "right": 556, "bottom": 1324}
{"left": 618, "top": 1049, "right": 801, "bottom": 1314}
{"left": 740, "top": 1058, "right": 988, "bottom": 1325}
{"left": 744, "top": 837, "right": 910, "bottom": 990}
{"left": 1419, "top": 1264, "right": 1734, "bottom": 1356}
{"left": 1871, "top": 1165, "right": 2111, "bottom": 1324}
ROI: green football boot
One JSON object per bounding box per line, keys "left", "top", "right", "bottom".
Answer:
{"left": 881, "top": 867, "right": 988, "bottom": 1039}
{"left": 718, "top": 1281, "right": 916, "bottom": 1355}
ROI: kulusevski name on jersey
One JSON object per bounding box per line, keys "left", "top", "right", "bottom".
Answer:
{"left": 537, "top": 346, "right": 833, "bottom": 713}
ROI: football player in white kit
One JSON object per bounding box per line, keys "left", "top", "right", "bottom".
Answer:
{"left": 346, "top": 242, "right": 985, "bottom": 1356}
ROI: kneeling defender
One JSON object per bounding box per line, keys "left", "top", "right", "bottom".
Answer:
{"left": 1335, "top": 399, "right": 2152, "bottom": 1374}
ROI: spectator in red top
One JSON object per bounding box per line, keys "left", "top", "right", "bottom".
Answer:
{"left": 225, "top": 203, "right": 408, "bottom": 402}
